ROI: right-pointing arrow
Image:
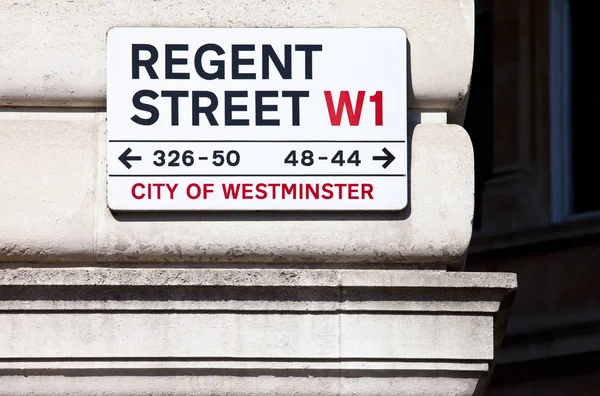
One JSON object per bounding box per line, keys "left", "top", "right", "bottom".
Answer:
{"left": 372, "top": 147, "right": 396, "bottom": 169}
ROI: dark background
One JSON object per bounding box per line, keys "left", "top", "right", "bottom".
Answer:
{"left": 463, "top": 1, "right": 600, "bottom": 394}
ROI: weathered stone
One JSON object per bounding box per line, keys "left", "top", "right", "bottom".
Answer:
{"left": 0, "top": 112, "right": 474, "bottom": 269}
{"left": 0, "top": 0, "right": 473, "bottom": 116}
{"left": 0, "top": 268, "right": 517, "bottom": 396}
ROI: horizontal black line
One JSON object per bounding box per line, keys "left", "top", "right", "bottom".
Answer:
{"left": 318, "top": 157, "right": 328, "bottom": 160}
{"left": 198, "top": 157, "right": 208, "bottom": 160}
{"left": 109, "top": 140, "right": 406, "bottom": 143}
{"left": 109, "top": 174, "right": 406, "bottom": 177}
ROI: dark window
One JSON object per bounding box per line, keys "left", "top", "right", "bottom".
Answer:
{"left": 570, "top": 1, "right": 598, "bottom": 213}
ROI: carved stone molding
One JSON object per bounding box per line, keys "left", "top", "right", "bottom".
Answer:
{"left": 0, "top": 268, "right": 516, "bottom": 396}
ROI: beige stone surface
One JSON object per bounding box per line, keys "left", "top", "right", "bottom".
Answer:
{"left": 0, "top": 376, "right": 483, "bottom": 396}
{"left": 0, "top": 268, "right": 517, "bottom": 396}
{"left": 0, "top": 0, "right": 473, "bottom": 114}
{"left": 0, "top": 111, "right": 474, "bottom": 267}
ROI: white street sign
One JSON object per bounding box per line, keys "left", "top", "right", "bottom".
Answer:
{"left": 107, "top": 27, "right": 407, "bottom": 211}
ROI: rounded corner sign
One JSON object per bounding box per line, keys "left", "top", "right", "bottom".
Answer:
{"left": 106, "top": 27, "right": 407, "bottom": 211}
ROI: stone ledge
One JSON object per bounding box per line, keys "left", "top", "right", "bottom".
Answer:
{"left": 0, "top": 268, "right": 515, "bottom": 396}
{"left": 0, "top": 360, "right": 490, "bottom": 371}
{"left": 0, "top": 267, "right": 516, "bottom": 288}
{"left": 0, "top": 374, "right": 485, "bottom": 396}
{"left": 0, "top": 268, "right": 514, "bottom": 313}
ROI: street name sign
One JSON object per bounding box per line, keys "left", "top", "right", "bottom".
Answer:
{"left": 107, "top": 27, "right": 407, "bottom": 211}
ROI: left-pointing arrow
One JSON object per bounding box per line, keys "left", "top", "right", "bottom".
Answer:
{"left": 118, "top": 147, "right": 142, "bottom": 169}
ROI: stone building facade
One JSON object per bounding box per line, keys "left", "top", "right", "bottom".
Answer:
{"left": 0, "top": 1, "right": 534, "bottom": 395}
{"left": 465, "top": 1, "right": 597, "bottom": 394}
